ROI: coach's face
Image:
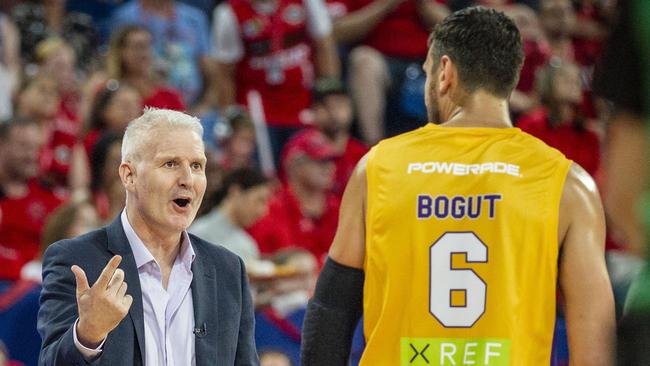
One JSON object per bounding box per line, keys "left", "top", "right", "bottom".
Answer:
{"left": 127, "top": 127, "right": 207, "bottom": 233}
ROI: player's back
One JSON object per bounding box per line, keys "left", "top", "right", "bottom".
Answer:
{"left": 362, "top": 123, "right": 572, "bottom": 366}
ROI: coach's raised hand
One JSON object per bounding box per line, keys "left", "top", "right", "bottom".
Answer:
{"left": 71, "top": 255, "right": 133, "bottom": 348}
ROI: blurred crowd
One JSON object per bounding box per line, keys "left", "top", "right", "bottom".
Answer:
{"left": 0, "top": 0, "right": 632, "bottom": 365}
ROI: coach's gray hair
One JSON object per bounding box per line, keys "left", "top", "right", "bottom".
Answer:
{"left": 121, "top": 108, "right": 204, "bottom": 162}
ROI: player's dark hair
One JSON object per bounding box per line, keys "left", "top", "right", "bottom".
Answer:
{"left": 212, "top": 167, "right": 269, "bottom": 206}
{"left": 428, "top": 6, "right": 524, "bottom": 98}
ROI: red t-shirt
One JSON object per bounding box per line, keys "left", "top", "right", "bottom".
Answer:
{"left": 333, "top": 137, "right": 368, "bottom": 197}
{"left": 248, "top": 186, "right": 340, "bottom": 263}
{"left": 516, "top": 107, "right": 601, "bottom": 177}
{"left": 330, "top": 0, "right": 444, "bottom": 59}
{"left": 0, "top": 180, "right": 67, "bottom": 280}
{"left": 230, "top": 0, "right": 315, "bottom": 127}
{"left": 143, "top": 86, "right": 186, "bottom": 111}
{"left": 39, "top": 112, "right": 82, "bottom": 186}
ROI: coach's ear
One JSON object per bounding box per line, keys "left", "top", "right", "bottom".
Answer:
{"left": 119, "top": 161, "right": 137, "bottom": 193}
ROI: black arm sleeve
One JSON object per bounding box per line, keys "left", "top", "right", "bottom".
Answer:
{"left": 300, "top": 257, "right": 364, "bottom": 366}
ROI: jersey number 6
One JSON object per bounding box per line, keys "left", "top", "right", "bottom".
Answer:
{"left": 429, "top": 232, "right": 488, "bottom": 328}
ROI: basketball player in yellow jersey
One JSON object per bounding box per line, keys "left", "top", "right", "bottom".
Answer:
{"left": 300, "top": 6, "right": 615, "bottom": 366}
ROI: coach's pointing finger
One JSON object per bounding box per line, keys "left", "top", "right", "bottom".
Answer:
{"left": 74, "top": 255, "right": 132, "bottom": 348}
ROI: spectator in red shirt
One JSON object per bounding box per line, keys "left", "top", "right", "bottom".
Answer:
{"left": 82, "top": 80, "right": 142, "bottom": 156}
{"left": 311, "top": 77, "right": 368, "bottom": 197}
{"left": 211, "top": 0, "right": 340, "bottom": 164}
{"left": 0, "top": 118, "right": 66, "bottom": 280}
{"left": 516, "top": 60, "right": 600, "bottom": 177}
{"left": 15, "top": 73, "right": 77, "bottom": 188}
{"left": 249, "top": 129, "right": 340, "bottom": 263}
{"left": 104, "top": 25, "right": 185, "bottom": 111}
{"left": 332, "top": 0, "right": 448, "bottom": 144}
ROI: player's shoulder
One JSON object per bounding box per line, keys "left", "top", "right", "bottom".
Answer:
{"left": 514, "top": 128, "right": 570, "bottom": 161}
{"left": 377, "top": 125, "right": 432, "bottom": 146}
{"left": 369, "top": 125, "right": 434, "bottom": 160}
{"left": 562, "top": 163, "right": 600, "bottom": 202}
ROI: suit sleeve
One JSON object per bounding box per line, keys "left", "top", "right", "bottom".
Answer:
{"left": 235, "top": 257, "right": 259, "bottom": 365}
{"left": 38, "top": 242, "right": 102, "bottom": 366}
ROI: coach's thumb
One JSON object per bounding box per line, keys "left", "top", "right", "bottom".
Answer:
{"left": 71, "top": 265, "right": 90, "bottom": 295}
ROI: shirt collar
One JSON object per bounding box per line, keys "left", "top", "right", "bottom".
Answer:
{"left": 121, "top": 210, "right": 196, "bottom": 271}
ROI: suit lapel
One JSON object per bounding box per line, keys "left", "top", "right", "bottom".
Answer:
{"left": 106, "top": 216, "right": 146, "bottom": 365}
{"left": 191, "top": 244, "right": 218, "bottom": 366}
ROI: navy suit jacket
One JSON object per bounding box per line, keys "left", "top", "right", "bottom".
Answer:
{"left": 37, "top": 216, "right": 259, "bottom": 366}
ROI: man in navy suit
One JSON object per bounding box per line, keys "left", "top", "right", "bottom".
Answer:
{"left": 38, "top": 108, "right": 258, "bottom": 366}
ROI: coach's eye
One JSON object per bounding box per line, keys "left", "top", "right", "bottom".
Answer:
{"left": 164, "top": 161, "right": 176, "bottom": 168}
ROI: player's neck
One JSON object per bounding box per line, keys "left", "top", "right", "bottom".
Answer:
{"left": 442, "top": 91, "right": 513, "bottom": 129}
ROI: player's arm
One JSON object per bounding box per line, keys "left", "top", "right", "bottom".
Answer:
{"left": 558, "top": 163, "right": 615, "bottom": 366}
{"left": 300, "top": 154, "right": 368, "bottom": 366}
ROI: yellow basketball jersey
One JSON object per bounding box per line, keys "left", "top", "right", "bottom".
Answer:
{"left": 361, "top": 123, "right": 572, "bottom": 366}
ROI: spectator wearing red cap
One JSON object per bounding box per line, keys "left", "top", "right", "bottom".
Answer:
{"left": 311, "top": 78, "right": 368, "bottom": 197}
{"left": 248, "top": 129, "right": 340, "bottom": 263}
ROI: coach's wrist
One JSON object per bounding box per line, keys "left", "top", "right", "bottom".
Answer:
{"left": 76, "top": 319, "right": 107, "bottom": 349}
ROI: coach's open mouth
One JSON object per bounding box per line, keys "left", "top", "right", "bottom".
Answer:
{"left": 173, "top": 198, "right": 191, "bottom": 208}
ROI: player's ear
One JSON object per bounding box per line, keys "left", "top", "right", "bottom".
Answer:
{"left": 119, "top": 161, "right": 136, "bottom": 192}
{"left": 438, "top": 55, "right": 454, "bottom": 95}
